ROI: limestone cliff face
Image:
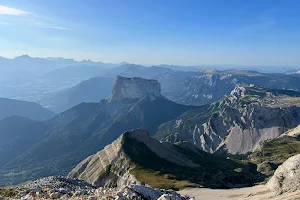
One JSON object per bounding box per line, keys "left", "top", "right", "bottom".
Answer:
{"left": 68, "top": 129, "right": 200, "bottom": 188}
{"left": 156, "top": 85, "right": 300, "bottom": 154}
{"left": 110, "top": 76, "right": 162, "bottom": 101}
{"left": 68, "top": 131, "right": 139, "bottom": 188}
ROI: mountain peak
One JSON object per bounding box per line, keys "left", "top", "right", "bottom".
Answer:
{"left": 201, "top": 69, "right": 218, "bottom": 74}
{"left": 110, "top": 76, "right": 162, "bottom": 101}
{"left": 68, "top": 128, "right": 200, "bottom": 187}
{"left": 230, "top": 84, "right": 249, "bottom": 97}
{"left": 15, "top": 55, "right": 32, "bottom": 60}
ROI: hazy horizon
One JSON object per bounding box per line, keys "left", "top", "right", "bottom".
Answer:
{"left": 1, "top": 0, "right": 300, "bottom": 66}
{"left": 1, "top": 54, "right": 300, "bottom": 68}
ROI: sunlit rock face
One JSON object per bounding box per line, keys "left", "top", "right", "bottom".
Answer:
{"left": 268, "top": 154, "right": 300, "bottom": 195}
{"left": 110, "top": 76, "right": 162, "bottom": 100}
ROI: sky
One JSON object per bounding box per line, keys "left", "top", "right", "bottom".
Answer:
{"left": 0, "top": 0, "right": 299, "bottom": 66}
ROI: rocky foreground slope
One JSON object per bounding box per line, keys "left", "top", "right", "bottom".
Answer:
{"left": 156, "top": 85, "right": 300, "bottom": 154}
{"left": 0, "top": 176, "right": 194, "bottom": 199}
{"left": 69, "top": 129, "right": 263, "bottom": 190}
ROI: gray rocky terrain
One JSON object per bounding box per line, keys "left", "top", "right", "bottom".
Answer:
{"left": 156, "top": 85, "right": 300, "bottom": 154}
{"left": 0, "top": 177, "right": 193, "bottom": 200}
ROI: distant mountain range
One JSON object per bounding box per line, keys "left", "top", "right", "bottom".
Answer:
{"left": 1, "top": 55, "right": 300, "bottom": 114}
{"left": 40, "top": 77, "right": 115, "bottom": 112}
{"left": 33, "top": 67, "right": 300, "bottom": 113}
{"left": 0, "top": 55, "right": 118, "bottom": 77}
{"left": 159, "top": 69, "right": 300, "bottom": 106}
{"left": 0, "top": 98, "right": 55, "bottom": 121}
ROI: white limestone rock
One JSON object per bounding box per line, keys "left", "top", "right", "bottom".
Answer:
{"left": 268, "top": 154, "right": 300, "bottom": 195}
{"left": 157, "top": 193, "right": 182, "bottom": 200}
{"left": 129, "top": 184, "right": 163, "bottom": 200}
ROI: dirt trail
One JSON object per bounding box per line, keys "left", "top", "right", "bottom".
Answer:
{"left": 179, "top": 185, "right": 300, "bottom": 200}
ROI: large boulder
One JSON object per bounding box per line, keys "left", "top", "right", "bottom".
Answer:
{"left": 267, "top": 154, "right": 300, "bottom": 194}
{"left": 129, "top": 185, "right": 163, "bottom": 200}
{"left": 157, "top": 193, "right": 182, "bottom": 200}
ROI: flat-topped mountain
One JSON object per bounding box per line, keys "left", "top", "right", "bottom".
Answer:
{"left": 156, "top": 85, "right": 300, "bottom": 154}
{"left": 110, "top": 76, "right": 162, "bottom": 100}
{"left": 69, "top": 129, "right": 263, "bottom": 189}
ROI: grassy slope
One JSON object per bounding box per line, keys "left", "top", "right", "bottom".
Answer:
{"left": 250, "top": 135, "right": 300, "bottom": 177}
{"left": 0, "top": 188, "right": 18, "bottom": 197}
{"left": 122, "top": 133, "right": 263, "bottom": 190}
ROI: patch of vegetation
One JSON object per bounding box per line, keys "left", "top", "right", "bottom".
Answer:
{"left": 123, "top": 132, "right": 263, "bottom": 189}
{"left": 250, "top": 135, "right": 300, "bottom": 177}
{"left": 130, "top": 168, "right": 195, "bottom": 190}
{"left": 89, "top": 158, "right": 100, "bottom": 169}
{"left": 98, "top": 164, "right": 111, "bottom": 179}
{"left": 267, "top": 88, "right": 300, "bottom": 97}
{"left": 2, "top": 170, "right": 29, "bottom": 177}
{"left": 79, "top": 172, "right": 87, "bottom": 179}
{"left": 0, "top": 188, "right": 18, "bottom": 197}
{"left": 240, "top": 95, "right": 257, "bottom": 104}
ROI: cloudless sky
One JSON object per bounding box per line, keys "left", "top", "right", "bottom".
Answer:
{"left": 0, "top": 0, "right": 299, "bottom": 65}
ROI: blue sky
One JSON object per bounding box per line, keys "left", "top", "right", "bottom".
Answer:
{"left": 0, "top": 0, "right": 299, "bottom": 65}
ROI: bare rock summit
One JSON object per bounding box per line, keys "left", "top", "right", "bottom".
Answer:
{"left": 110, "top": 76, "right": 162, "bottom": 101}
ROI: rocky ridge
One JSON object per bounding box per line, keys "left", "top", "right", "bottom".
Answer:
{"left": 68, "top": 129, "right": 201, "bottom": 188}
{"left": 161, "top": 69, "right": 300, "bottom": 107}
{"left": 156, "top": 85, "right": 300, "bottom": 154}
{"left": 69, "top": 128, "right": 264, "bottom": 190}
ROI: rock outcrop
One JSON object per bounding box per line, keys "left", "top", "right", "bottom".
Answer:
{"left": 1, "top": 177, "right": 194, "bottom": 200}
{"left": 268, "top": 154, "right": 300, "bottom": 195}
{"left": 283, "top": 124, "right": 300, "bottom": 136}
{"left": 110, "top": 76, "right": 162, "bottom": 101}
